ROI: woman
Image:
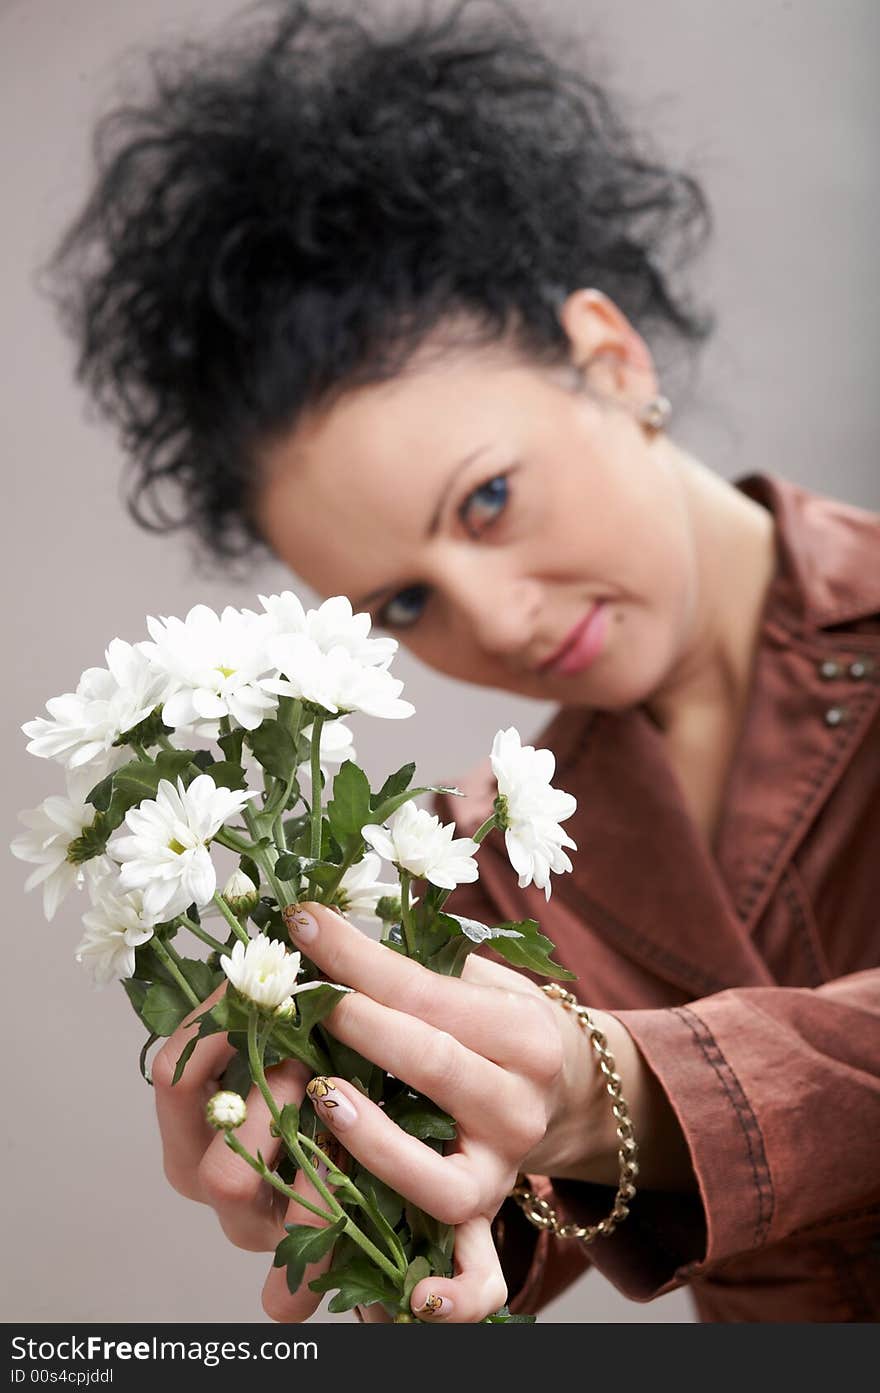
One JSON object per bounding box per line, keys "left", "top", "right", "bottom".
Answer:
{"left": 46, "top": 0, "right": 880, "bottom": 1322}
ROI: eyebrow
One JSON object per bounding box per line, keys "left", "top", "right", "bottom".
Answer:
{"left": 353, "top": 444, "right": 492, "bottom": 609}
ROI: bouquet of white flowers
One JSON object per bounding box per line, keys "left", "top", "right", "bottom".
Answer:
{"left": 12, "top": 592, "right": 578, "bottom": 1323}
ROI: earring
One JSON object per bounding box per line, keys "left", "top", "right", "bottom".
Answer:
{"left": 638, "top": 394, "right": 672, "bottom": 435}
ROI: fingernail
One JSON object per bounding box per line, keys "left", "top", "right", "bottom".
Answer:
{"left": 313, "top": 1130, "right": 344, "bottom": 1181}
{"left": 306, "top": 1076, "right": 357, "bottom": 1130}
{"left": 414, "top": 1292, "right": 453, "bottom": 1319}
{"left": 283, "top": 903, "right": 318, "bottom": 944}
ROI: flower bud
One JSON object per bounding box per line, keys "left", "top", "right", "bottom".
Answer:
{"left": 221, "top": 869, "right": 259, "bottom": 918}
{"left": 492, "top": 793, "right": 510, "bottom": 831}
{"left": 374, "top": 895, "right": 402, "bottom": 925}
{"left": 206, "top": 1091, "right": 247, "bottom": 1130}
{"left": 273, "top": 995, "right": 297, "bottom": 1021}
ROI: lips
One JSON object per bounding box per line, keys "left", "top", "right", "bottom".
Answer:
{"left": 538, "top": 601, "right": 609, "bottom": 676}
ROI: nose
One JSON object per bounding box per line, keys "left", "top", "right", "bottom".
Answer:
{"left": 441, "top": 565, "right": 543, "bottom": 661}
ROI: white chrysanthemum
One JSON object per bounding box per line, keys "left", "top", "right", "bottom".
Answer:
{"left": 222, "top": 934, "right": 328, "bottom": 1012}
{"left": 362, "top": 802, "right": 479, "bottom": 890}
{"left": 265, "top": 633, "right": 414, "bottom": 720}
{"left": 206, "top": 1091, "right": 248, "bottom": 1130}
{"left": 75, "top": 882, "right": 157, "bottom": 986}
{"left": 260, "top": 591, "right": 397, "bottom": 667}
{"left": 141, "top": 604, "right": 278, "bottom": 732}
{"left": 21, "top": 639, "right": 167, "bottom": 779}
{"left": 335, "top": 853, "right": 400, "bottom": 925}
{"left": 107, "top": 773, "right": 259, "bottom": 921}
{"left": 489, "top": 727, "right": 578, "bottom": 900}
{"left": 10, "top": 777, "right": 100, "bottom": 921}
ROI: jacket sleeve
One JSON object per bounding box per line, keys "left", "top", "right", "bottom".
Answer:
{"left": 508, "top": 967, "right": 880, "bottom": 1309}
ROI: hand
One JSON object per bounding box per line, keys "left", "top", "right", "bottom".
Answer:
{"left": 266, "top": 900, "right": 611, "bottom": 1322}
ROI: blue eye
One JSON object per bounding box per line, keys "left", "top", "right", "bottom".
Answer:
{"left": 378, "top": 583, "right": 430, "bottom": 630}
{"left": 461, "top": 474, "right": 509, "bottom": 536}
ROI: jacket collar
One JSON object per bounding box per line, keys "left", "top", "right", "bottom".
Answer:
{"left": 459, "top": 474, "right": 880, "bottom": 999}
{"left": 736, "top": 473, "right": 880, "bottom": 634}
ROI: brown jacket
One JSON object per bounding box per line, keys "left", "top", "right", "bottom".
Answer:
{"left": 435, "top": 474, "right": 880, "bottom": 1323}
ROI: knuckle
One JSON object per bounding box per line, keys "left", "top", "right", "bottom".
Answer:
{"left": 198, "top": 1150, "right": 256, "bottom": 1207}
{"left": 150, "top": 1045, "right": 183, "bottom": 1093}
{"left": 414, "top": 1028, "right": 462, "bottom": 1091}
{"left": 262, "top": 1284, "right": 297, "bottom": 1325}
{"left": 436, "top": 1170, "right": 480, "bottom": 1226}
{"left": 162, "top": 1157, "right": 202, "bottom": 1202}
{"left": 509, "top": 1106, "right": 548, "bottom": 1157}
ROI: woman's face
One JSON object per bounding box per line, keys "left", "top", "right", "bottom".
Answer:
{"left": 254, "top": 298, "right": 701, "bottom": 712}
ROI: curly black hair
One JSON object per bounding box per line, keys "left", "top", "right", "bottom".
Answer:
{"left": 45, "top": 0, "right": 714, "bottom": 572}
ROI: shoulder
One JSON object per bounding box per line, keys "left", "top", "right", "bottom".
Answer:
{"left": 737, "top": 473, "right": 880, "bottom": 632}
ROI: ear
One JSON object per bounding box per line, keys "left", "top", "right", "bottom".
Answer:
{"left": 557, "top": 288, "right": 658, "bottom": 402}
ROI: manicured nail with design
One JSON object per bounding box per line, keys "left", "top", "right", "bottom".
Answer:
{"left": 306, "top": 1076, "right": 357, "bottom": 1130}
{"left": 313, "top": 1130, "right": 344, "bottom": 1182}
{"left": 282, "top": 903, "right": 318, "bottom": 943}
{"left": 413, "top": 1292, "right": 453, "bottom": 1319}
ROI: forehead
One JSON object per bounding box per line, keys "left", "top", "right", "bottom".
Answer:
{"left": 253, "top": 351, "right": 533, "bottom": 592}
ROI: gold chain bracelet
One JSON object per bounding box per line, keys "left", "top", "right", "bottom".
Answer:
{"left": 509, "top": 983, "right": 639, "bottom": 1245}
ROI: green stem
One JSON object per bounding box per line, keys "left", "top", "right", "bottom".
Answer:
{"left": 309, "top": 712, "right": 325, "bottom": 859}
{"left": 213, "top": 826, "right": 258, "bottom": 855}
{"left": 130, "top": 740, "right": 151, "bottom": 762}
{"left": 151, "top": 937, "right": 200, "bottom": 1008}
{"left": 177, "top": 914, "right": 229, "bottom": 956}
{"left": 156, "top": 733, "right": 176, "bottom": 753}
{"left": 472, "top": 814, "right": 497, "bottom": 845}
{"left": 245, "top": 1012, "right": 402, "bottom": 1285}
{"left": 298, "top": 1136, "right": 407, "bottom": 1272}
{"left": 398, "top": 871, "right": 417, "bottom": 957}
{"left": 211, "top": 892, "right": 251, "bottom": 945}
{"left": 273, "top": 813, "right": 287, "bottom": 852}
{"left": 223, "top": 1134, "right": 334, "bottom": 1223}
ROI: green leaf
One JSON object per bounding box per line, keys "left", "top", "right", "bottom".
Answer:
{"left": 180, "top": 958, "right": 223, "bottom": 1001}
{"left": 278, "top": 1101, "right": 300, "bottom": 1141}
{"left": 326, "top": 761, "right": 372, "bottom": 843}
{"left": 201, "top": 759, "right": 247, "bottom": 791}
{"left": 249, "top": 719, "right": 298, "bottom": 781}
{"left": 385, "top": 1091, "right": 456, "bottom": 1141}
{"left": 122, "top": 976, "right": 149, "bottom": 1019}
{"left": 139, "top": 1033, "right": 159, "bottom": 1086}
{"left": 274, "top": 853, "right": 301, "bottom": 881}
{"left": 489, "top": 919, "right": 577, "bottom": 980}
{"left": 113, "top": 748, "right": 196, "bottom": 801}
{"left": 238, "top": 855, "right": 261, "bottom": 891}
{"left": 171, "top": 1034, "right": 199, "bottom": 1086}
{"left": 274, "top": 1218, "right": 346, "bottom": 1295}
{"left": 483, "top": 1308, "right": 537, "bottom": 1323}
{"left": 355, "top": 1167, "right": 404, "bottom": 1230}
{"left": 320, "top": 1034, "right": 380, "bottom": 1102}
{"left": 307, "top": 1255, "right": 399, "bottom": 1312}
{"left": 140, "top": 982, "right": 194, "bottom": 1037}
{"left": 424, "top": 935, "right": 472, "bottom": 978}
{"left": 218, "top": 727, "right": 245, "bottom": 765}
{"left": 370, "top": 762, "right": 415, "bottom": 810}
{"left": 402, "top": 1256, "right": 431, "bottom": 1308}
{"left": 405, "top": 1204, "right": 454, "bottom": 1265}
{"left": 85, "top": 770, "right": 116, "bottom": 812}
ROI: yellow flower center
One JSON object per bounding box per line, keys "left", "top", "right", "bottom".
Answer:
{"left": 168, "top": 838, "right": 187, "bottom": 855}
{"left": 218, "top": 666, "right": 235, "bottom": 679}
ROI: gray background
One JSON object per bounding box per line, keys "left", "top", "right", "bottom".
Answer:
{"left": 2, "top": 0, "right": 878, "bottom": 1324}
